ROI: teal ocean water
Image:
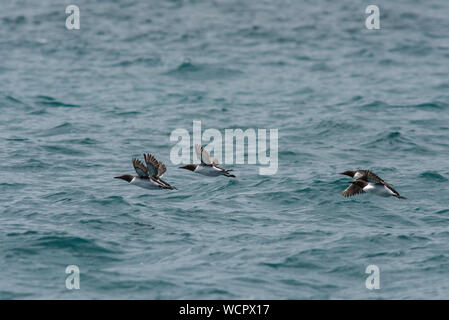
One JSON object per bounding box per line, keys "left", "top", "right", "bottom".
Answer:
{"left": 1, "top": 0, "right": 449, "bottom": 299}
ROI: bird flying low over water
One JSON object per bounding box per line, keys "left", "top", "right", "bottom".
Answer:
{"left": 115, "top": 154, "right": 176, "bottom": 190}
{"left": 179, "top": 144, "right": 235, "bottom": 178}
{"left": 341, "top": 170, "right": 406, "bottom": 199}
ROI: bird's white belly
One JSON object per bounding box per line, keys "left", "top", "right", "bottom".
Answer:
{"left": 195, "top": 165, "right": 222, "bottom": 176}
{"left": 364, "top": 183, "right": 394, "bottom": 197}
{"left": 131, "top": 177, "right": 160, "bottom": 190}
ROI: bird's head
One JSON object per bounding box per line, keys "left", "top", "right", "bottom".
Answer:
{"left": 114, "top": 174, "right": 134, "bottom": 183}
{"left": 340, "top": 170, "right": 356, "bottom": 177}
{"left": 179, "top": 164, "right": 196, "bottom": 172}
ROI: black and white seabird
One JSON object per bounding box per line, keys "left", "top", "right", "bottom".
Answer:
{"left": 115, "top": 154, "right": 176, "bottom": 190}
{"left": 341, "top": 170, "right": 406, "bottom": 199}
{"left": 179, "top": 144, "right": 235, "bottom": 178}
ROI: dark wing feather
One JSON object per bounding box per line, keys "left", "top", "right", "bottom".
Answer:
{"left": 341, "top": 182, "right": 365, "bottom": 197}
{"left": 362, "top": 171, "right": 384, "bottom": 183}
{"left": 143, "top": 154, "right": 159, "bottom": 177}
{"left": 144, "top": 154, "right": 166, "bottom": 178}
{"left": 132, "top": 158, "right": 149, "bottom": 177}
{"left": 157, "top": 162, "right": 166, "bottom": 178}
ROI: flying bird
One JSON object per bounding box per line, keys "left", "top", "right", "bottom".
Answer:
{"left": 179, "top": 144, "right": 235, "bottom": 178}
{"left": 341, "top": 170, "right": 406, "bottom": 199}
{"left": 115, "top": 154, "right": 176, "bottom": 190}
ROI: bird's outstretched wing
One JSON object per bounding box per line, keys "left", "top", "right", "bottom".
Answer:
{"left": 133, "top": 158, "right": 149, "bottom": 177}
{"left": 361, "top": 171, "right": 401, "bottom": 195}
{"left": 144, "top": 154, "right": 166, "bottom": 178}
{"left": 360, "top": 171, "right": 384, "bottom": 183}
{"left": 195, "top": 144, "right": 219, "bottom": 165}
{"left": 157, "top": 162, "right": 167, "bottom": 178}
{"left": 342, "top": 182, "right": 365, "bottom": 197}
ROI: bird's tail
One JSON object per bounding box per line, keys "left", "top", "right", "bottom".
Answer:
{"left": 223, "top": 169, "right": 235, "bottom": 178}
{"left": 224, "top": 172, "right": 236, "bottom": 178}
{"left": 396, "top": 195, "right": 407, "bottom": 199}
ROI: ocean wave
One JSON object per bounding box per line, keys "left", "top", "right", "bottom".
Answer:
{"left": 362, "top": 131, "right": 432, "bottom": 154}
{"left": 41, "top": 145, "right": 86, "bottom": 156}
{"left": 35, "top": 235, "right": 117, "bottom": 254}
{"left": 359, "top": 101, "right": 448, "bottom": 110}
{"left": 419, "top": 171, "right": 448, "bottom": 182}
{"left": 35, "top": 96, "right": 80, "bottom": 108}
{"left": 164, "top": 60, "right": 243, "bottom": 80}
{"left": 111, "top": 57, "right": 162, "bottom": 68}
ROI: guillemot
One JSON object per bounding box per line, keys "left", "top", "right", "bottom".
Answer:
{"left": 115, "top": 154, "right": 176, "bottom": 190}
{"left": 341, "top": 170, "right": 406, "bottom": 199}
{"left": 179, "top": 144, "right": 235, "bottom": 178}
